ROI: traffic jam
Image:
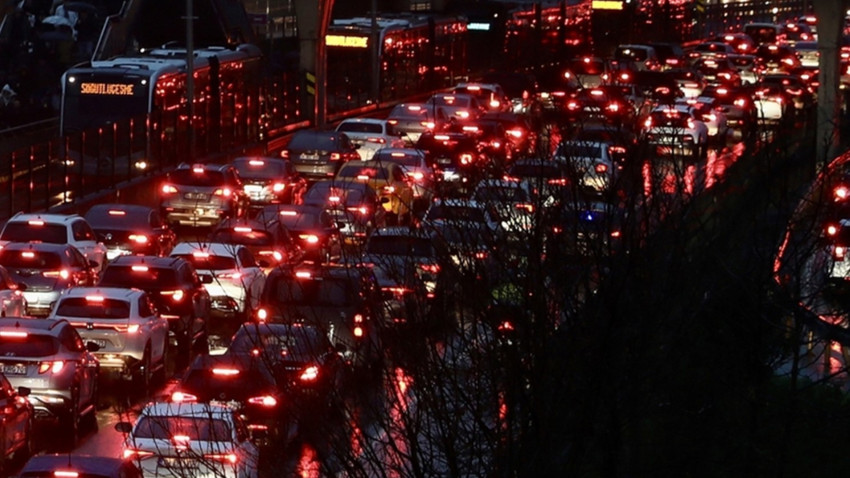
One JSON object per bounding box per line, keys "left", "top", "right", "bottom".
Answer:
{"left": 0, "top": 12, "right": 827, "bottom": 478}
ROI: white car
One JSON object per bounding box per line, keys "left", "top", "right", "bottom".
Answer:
{"left": 335, "top": 117, "right": 406, "bottom": 160}
{"left": 678, "top": 98, "right": 729, "bottom": 143}
{"left": 424, "top": 92, "right": 485, "bottom": 123}
{"left": 372, "top": 147, "right": 435, "bottom": 203}
{"left": 641, "top": 104, "right": 709, "bottom": 159}
{"left": 49, "top": 286, "right": 169, "bottom": 390}
{"left": 0, "top": 212, "right": 108, "bottom": 273}
{"left": 554, "top": 140, "right": 619, "bottom": 195}
{"left": 170, "top": 242, "right": 266, "bottom": 319}
{"left": 118, "top": 402, "right": 260, "bottom": 478}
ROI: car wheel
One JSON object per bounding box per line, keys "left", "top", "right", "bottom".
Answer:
{"left": 17, "top": 417, "right": 34, "bottom": 462}
{"left": 134, "top": 346, "right": 152, "bottom": 396}
{"left": 61, "top": 388, "right": 80, "bottom": 450}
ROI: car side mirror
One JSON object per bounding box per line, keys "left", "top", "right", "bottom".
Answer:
{"left": 257, "top": 259, "right": 271, "bottom": 268}
{"left": 88, "top": 260, "right": 100, "bottom": 270}
{"left": 115, "top": 421, "right": 133, "bottom": 433}
{"left": 381, "top": 197, "right": 390, "bottom": 204}
{"left": 17, "top": 386, "right": 30, "bottom": 397}
{"left": 15, "top": 283, "right": 26, "bottom": 292}
{"left": 200, "top": 275, "right": 213, "bottom": 284}
{"left": 86, "top": 341, "right": 101, "bottom": 352}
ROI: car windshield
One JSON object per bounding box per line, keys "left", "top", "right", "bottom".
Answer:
{"left": 288, "top": 132, "right": 337, "bottom": 150}
{"left": 132, "top": 415, "right": 232, "bottom": 441}
{"left": 181, "top": 363, "right": 274, "bottom": 399}
{"left": 210, "top": 229, "right": 274, "bottom": 247}
{"left": 337, "top": 122, "right": 384, "bottom": 134}
{"left": 272, "top": 210, "right": 322, "bottom": 229}
{"left": 172, "top": 254, "right": 237, "bottom": 271}
{"left": 569, "top": 59, "right": 605, "bottom": 75}
{"left": 509, "top": 164, "right": 563, "bottom": 179}
{"left": 267, "top": 276, "right": 354, "bottom": 307}
{"left": 0, "top": 250, "right": 62, "bottom": 269}
{"left": 232, "top": 158, "right": 288, "bottom": 180}
{"left": 100, "top": 265, "right": 178, "bottom": 288}
{"left": 229, "top": 327, "right": 326, "bottom": 361}
{"left": 55, "top": 297, "right": 131, "bottom": 319}
{"left": 375, "top": 153, "right": 422, "bottom": 168}
{"left": 1, "top": 222, "right": 66, "bottom": 244}
{"left": 337, "top": 165, "right": 389, "bottom": 180}
{"left": 389, "top": 105, "right": 431, "bottom": 120}
{"left": 0, "top": 334, "right": 58, "bottom": 357}
{"left": 557, "top": 143, "right": 603, "bottom": 159}
{"left": 366, "top": 236, "right": 434, "bottom": 257}
{"left": 168, "top": 169, "right": 226, "bottom": 187}
{"left": 85, "top": 208, "right": 149, "bottom": 229}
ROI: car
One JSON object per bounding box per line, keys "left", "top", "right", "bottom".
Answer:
{"left": 695, "top": 84, "right": 758, "bottom": 134}
{"left": 758, "top": 72, "right": 815, "bottom": 111}
{"left": 83, "top": 203, "right": 177, "bottom": 260}
{"left": 641, "top": 104, "right": 709, "bottom": 160}
{"left": 562, "top": 85, "right": 636, "bottom": 127}
{"left": 0, "top": 212, "right": 107, "bottom": 274}
{"left": 97, "top": 255, "right": 212, "bottom": 368}
{"left": 158, "top": 162, "right": 249, "bottom": 228}
{"left": 749, "top": 82, "right": 790, "bottom": 124}
{"left": 361, "top": 226, "right": 445, "bottom": 303}
{"left": 792, "top": 40, "right": 820, "bottom": 68}
{"left": 301, "top": 180, "right": 386, "bottom": 246}
{"left": 414, "top": 130, "right": 487, "bottom": 197}
{"left": 571, "top": 122, "right": 639, "bottom": 169}
{"left": 450, "top": 82, "right": 512, "bottom": 113}
{"left": 230, "top": 156, "right": 308, "bottom": 207}
{"left": 712, "top": 32, "right": 757, "bottom": 55}
{"left": 755, "top": 43, "right": 801, "bottom": 74}
{"left": 169, "top": 242, "right": 267, "bottom": 325}
{"left": 506, "top": 157, "right": 575, "bottom": 208}
{"left": 0, "top": 265, "right": 26, "bottom": 318}
{"left": 565, "top": 56, "right": 613, "bottom": 88}
{"left": 385, "top": 102, "right": 445, "bottom": 145}
{"left": 257, "top": 204, "right": 343, "bottom": 263}
{"left": 647, "top": 42, "right": 687, "bottom": 70}
{"left": 545, "top": 197, "right": 628, "bottom": 260}
{"left": 424, "top": 92, "right": 485, "bottom": 123}
{"left": 280, "top": 128, "right": 361, "bottom": 180}
{"left": 224, "top": 322, "right": 348, "bottom": 401}
{"left": 168, "top": 353, "right": 284, "bottom": 440}
{"left": 743, "top": 22, "right": 783, "bottom": 47}
{"left": 48, "top": 286, "right": 169, "bottom": 392}
{"left": 334, "top": 117, "right": 406, "bottom": 160}
{"left": 692, "top": 57, "right": 742, "bottom": 87}
{"left": 0, "top": 242, "right": 99, "bottom": 317}
{"left": 17, "top": 454, "right": 142, "bottom": 478}
{"left": 553, "top": 140, "right": 621, "bottom": 197}
{"left": 255, "top": 263, "right": 382, "bottom": 367}
{"left": 0, "top": 317, "right": 98, "bottom": 447}
{"left": 476, "top": 111, "right": 539, "bottom": 159}
{"left": 471, "top": 178, "right": 536, "bottom": 235}
{"left": 0, "top": 371, "right": 33, "bottom": 468}
{"left": 116, "top": 402, "right": 260, "bottom": 478}
{"left": 208, "top": 216, "right": 304, "bottom": 271}
{"left": 726, "top": 53, "right": 764, "bottom": 85}
{"left": 334, "top": 159, "right": 416, "bottom": 224}
{"left": 613, "top": 44, "right": 660, "bottom": 71}
{"left": 371, "top": 147, "right": 436, "bottom": 209}
{"left": 479, "top": 70, "right": 540, "bottom": 114}
{"left": 665, "top": 67, "right": 708, "bottom": 98}
{"left": 686, "top": 41, "right": 736, "bottom": 63}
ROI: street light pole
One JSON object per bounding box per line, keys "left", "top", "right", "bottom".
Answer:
{"left": 371, "top": 0, "right": 379, "bottom": 104}
{"left": 186, "top": 0, "right": 195, "bottom": 160}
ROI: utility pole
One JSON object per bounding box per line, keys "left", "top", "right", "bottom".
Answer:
{"left": 370, "top": 0, "right": 379, "bottom": 104}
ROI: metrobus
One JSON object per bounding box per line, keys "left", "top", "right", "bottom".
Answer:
{"left": 324, "top": 13, "right": 469, "bottom": 114}
{"left": 59, "top": 43, "right": 264, "bottom": 176}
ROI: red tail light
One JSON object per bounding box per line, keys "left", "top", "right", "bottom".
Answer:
{"left": 595, "top": 163, "right": 608, "bottom": 174}
{"left": 171, "top": 391, "right": 198, "bottom": 402}
{"left": 128, "top": 234, "right": 149, "bottom": 244}
{"left": 419, "top": 263, "right": 440, "bottom": 274}
{"left": 280, "top": 150, "right": 290, "bottom": 159}
{"left": 38, "top": 361, "right": 64, "bottom": 374}
{"left": 205, "top": 453, "right": 238, "bottom": 464}
{"left": 213, "top": 188, "right": 232, "bottom": 197}
{"left": 835, "top": 245, "right": 846, "bottom": 260}
{"left": 123, "top": 449, "right": 154, "bottom": 459}
{"left": 247, "top": 395, "right": 278, "bottom": 407}
{"left": 835, "top": 186, "right": 849, "bottom": 201}
{"left": 42, "top": 269, "right": 70, "bottom": 280}
{"left": 272, "top": 182, "right": 286, "bottom": 192}
{"left": 300, "top": 365, "right": 319, "bottom": 382}
{"left": 460, "top": 153, "right": 474, "bottom": 165}
{"left": 161, "top": 184, "right": 178, "bottom": 195}
{"left": 827, "top": 224, "right": 839, "bottom": 236}
{"left": 330, "top": 153, "right": 341, "bottom": 161}
{"left": 162, "top": 290, "right": 185, "bottom": 302}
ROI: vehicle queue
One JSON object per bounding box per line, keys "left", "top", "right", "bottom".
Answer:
{"left": 0, "top": 15, "right": 824, "bottom": 477}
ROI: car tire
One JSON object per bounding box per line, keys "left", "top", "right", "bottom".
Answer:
{"left": 17, "top": 417, "right": 34, "bottom": 462}
{"left": 61, "top": 388, "right": 80, "bottom": 450}
{"left": 134, "top": 347, "right": 152, "bottom": 396}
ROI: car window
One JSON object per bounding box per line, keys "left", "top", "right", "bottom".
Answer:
{"left": 267, "top": 276, "right": 354, "bottom": 307}
{"left": 56, "top": 297, "right": 131, "bottom": 319}
{"left": 366, "top": 236, "right": 434, "bottom": 257}
{"left": 236, "top": 248, "right": 256, "bottom": 268}
{"left": 232, "top": 158, "right": 287, "bottom": 179}
{"left": 210, "top": 229, "right": 274, "bottom": 247}
{"left": 288, "top": 132, "right": 336, "bottom": 150}
{"left": 72, "top": 220, "right": 96, "bottom": 242}
{"left": 139, "top": 295, "right": 155, "bottom": 317}
{"left": 173, "top": 254, "right": 238, "bottom": 271}
{"left": 169, "top": 169, "right": 227, "bottom": 187}
{"left": 0, "top": 333, "right": 58, "bottom": 357}
{"left": 101, "top": 265, "right": 178, "bottom": 288}
{"left": 1, "top": 222, "right": 67, "bottom": 244}
{"left": 0, "top": 249, "right": 62, "bottom": 269}
{"left": 338, "top": 165, "right": 389, "bottom": 180}
{"left": 133, "top": 415, "right": 232, "bottom": 441}
{"left": 337, "top": 122, "right": 384, "bottom": 134}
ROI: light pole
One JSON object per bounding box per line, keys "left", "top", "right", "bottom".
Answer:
{"left": 185, "top": 0, "right": 195, "bottom": 160}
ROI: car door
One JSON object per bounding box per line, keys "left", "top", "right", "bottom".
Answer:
{"left": 235, "top": 247, "right": 265, "bottom": 311}
{"left": 71, "top": 219, "right": 107, "bottom": 271}
{"left": 62, "top": 325, "right": 98, "bottom": 407}
{"left": 0, "top": 374, "right": 28, "bottom": 454}
{"left": 139, "top": 294, "right": 168, "bottom": 364}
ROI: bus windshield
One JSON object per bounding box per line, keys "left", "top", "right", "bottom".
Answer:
{"left": 61, "top": 71, "right": 151, "bottom": 134}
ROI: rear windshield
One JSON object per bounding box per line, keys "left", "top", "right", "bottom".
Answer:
{"left": 168, "top": 169, "right": 226, "bottom": 187}
{"left": 100, "top": 265, "right": 178, "bottom": 288}
{"left": 229, "top": 327, "right": 326, "bottom": 361}
{"left": 1, "top": 222, "right": 67, "bottom": 244}
{"left": 557, "top": 143, "right": 603, "bottom": 159}
{"left": 232, "top": 159, "right": 287, "bottom": 180}
{"left": 427, "top": 205, "right": 486, "bottom": 223}
{"left": 569, "top": 59, "right": 605, "bottom": 75}
{"left": 0, "top": 250, "right": 62, "bottom": 269}
{"left": 615, "top": 47, "right": 649, "bottom": 62}
{"left": 267, "top": 276, "right": 354, "bottom": 307}
{"left": 288, "top": 132, "right": 337, "bottom": 150}
{"left": 366, "top": 236, "right": 434, "bottom": 257}
{"left": 210, "top": 229, "right": 274, "bottom": 247}
{"left": 337, "top": 165, "right": 389, "bottom": 180}
{"left": 172, "top": 254, "right": 237, "bottom": 271}
{"left": 132, "top": 416, "right": 232, "bottom": 441}
{"left": 337, "top": 122, "right": 384, "bottom": 134}
{"left": 474, "top": 186, "right": 529, "bottom": 203}
{"left": 55, "top": 297, "right": 131, "bottom": 319}
{"left": 0, "top": 334, "right": 58, "bottom": 357}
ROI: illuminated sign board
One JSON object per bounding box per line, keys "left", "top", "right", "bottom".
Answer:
{"left": 325, "top": 34, "right": 369, "bottom": 48}
{"left": 467, "top": 22, "right": 491, "bottom": 31}
{"left": 592, "top": 0, "right": 624, "bottom": 10}
{"left": 80, "top": 82, "right": 135, "bottom": 95}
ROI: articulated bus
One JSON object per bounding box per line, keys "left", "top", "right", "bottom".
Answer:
{"left": 59, "top": 43, "right": 263, "bottom": 179}
{"left": 324, "top": 13, "right": 469, "bottom": 114}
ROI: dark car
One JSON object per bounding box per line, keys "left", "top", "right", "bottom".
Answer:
{"left": 257, "top": 204, "right": 343, "bottom": 263}
{"left": 256, "top": 263, "right": 382, "bottom": 368}
{"left": 386, "top": 102, "right": 445, "bottom": 145}
{"left": 208, "top": 216, "right": 303, "bottom": 270}
{"left": 302, "top": 179, "right": 386, "bottom": 246}
{"left": 0, "top": 371, "right": 33, "bottom": 467}
{"left": 0, "top": 242, "right": 99, "bottom": 317}
{"left": 563, "top": 86, "right": 636, "bottom": 127}
{"left": 169, "top": 353, "right": 283, "bottom": 439}
{"left": 477, "top": 111, "right": 539, "bottom": 159}
{"left": 83, "top": 203, "right": 177, "bottom": 260}
{"left": 231, "top": 156, "right": 308, "bottom": 207}
{"left": 98, "top": 255, "right": 212, "bottom": 366}
{"left": 280, "top": 129, "right": 361, "bottom": 181}
{"left": 18, "top": 454, "right": 142, "bottom": 478}
{"left": 415, "top": 130, "right": 487, "bottom": 197}
{"left": 159, "top": 162, "right": 249, "bottom": 228}
{"left": 225, "top": 322, "right": 347, "bottom": 401}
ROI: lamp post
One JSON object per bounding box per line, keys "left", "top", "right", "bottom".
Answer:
{"left": 185, "top": 0, "right": 195, "bottom": 160}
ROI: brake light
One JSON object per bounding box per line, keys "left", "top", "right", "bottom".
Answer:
{"left": 474, "top": 251, "right": 488, "bottom": 260}
{"left": 299, "top": 234, "right": 320, "bottom": 244}
{"left": 126, "top": 324, "right": 140, "bottom": 334}
{"left": 162, "top": 290, "right": 185, "bottom": 302}
{"left": 107, "top": 209, "right": 126, "bottom": 216}
{"left": 0, "top": 331, "right": 27, "bottom": 338}
{"left": 212, "top": 368, "right": 240, "bottom": 376}
{"left": 330, "top": 153, "right": 341, "bottom": 161}
{"left": 827, "top": 224, "right": 839, "bottom": 236}
{"left": 383, "top": 185, "right": 395, "bottom": 194}
{"left": 128, "top": 234, "right": 148, "bottom": 244}
{"left": 300, "top": 365, "right": 319, "bottom": 382}
{"left": 507, "top": 128, "right": 523, "bottom": 139}
{"left": 419, "top": 263, "right": 440, "bottom": 274}
{"left": 367, "top": 137, "right": 386, "bottom": 144}
{"left": 460, "top": 153, "right": 474, "bottom": 165}
{"left": 256, "top": 308, "right": 269, "bottom": 322}
{"left": 53, "top": 471, "right": 79, "bottom": 478}
{"left": 205, "top": 453, "right": 239, "bottom": 464}
{"left": 410, "top": 171, "right": 424, "bottom": 181}
{"left": 272, "top": 182, "right": 285, "bottom": 192}
{"left": 131, "top": 265, "right": 149, "bottom": 272}
{"left": 247, "top": 395, "right": 278, "bottom": 407}
{"left": 123, "top": 449, "right": 154, "bottom": 459}
{"left": 456, "top": 110, "right": 470, "bottom": 119}
{"left": 835, "top": 186, "right": 849, "bottom": 201}
{"left": 213, "top": 188, "right": 232, "bottom": 197}
{"left": 216, "top": 272, "right": 242, "bottom": 280}
{"left": 643, "top": 117, "right": 652, "bottom": 128}
{"left": 42, "top": 269, "right": 71, "bottom": 280}
{"left": 161, "top": 184, "right": 177, "bottom": 195}
{"left": 387, "top": 119, "right": 398, "bottom": 125}
{"left": 423, "top": 121, "right": 436, "bottom": 129}
{"left": 280, "top": 150, "right": 290, "bottom": 159}
{"left": 835, "top": 245, "right": 846, "bottom": 260}
{"left": 171, "top": 391, "right": 198, "bottom": 402}
{"left": 38, "top": 361, "right": 64, "bottom": 374}
{"left": 515, "top": 203, "right": 534, "bottom": 212}
{"left": 85, "top": 295, "right": 104, "bottom": 303}
{"left": 595, "top": 163, "right": 608, "bottom": 174}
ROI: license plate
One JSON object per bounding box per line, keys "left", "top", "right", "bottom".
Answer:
{"left": 437, "top": 157, "right": 451, "bottom": 164}
{"left": 211, "top": 399, "right": 241, "bottom": 409}
{"left": 184, "top": 192, "right": 208, "bottom": 200}
{"left": 92, "top": 339, "right": 109, "bottom": 349}
{"left": 300, "top": 153, "right": 319, "bottom": 160}
{"left": 244, "top": 184, "right": 262, "bottom": 193}
{"left": 1, "top": 364, "right": 26, "bottom": 375}
{"left": 159, "top": 457, "right": 198, "bottom": 470}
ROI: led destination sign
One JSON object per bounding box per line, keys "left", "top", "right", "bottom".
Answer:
{"left": 80, "top": 83, "right": 135, "bottom": 95}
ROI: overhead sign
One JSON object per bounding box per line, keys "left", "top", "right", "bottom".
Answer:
{"left": 592, "top": 0, "right": 623, "bottom": 10}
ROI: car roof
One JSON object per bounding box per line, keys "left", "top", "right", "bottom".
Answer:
{"left": 57, "top": 286, "right": 144, "bottom": 300}
{"left": 107, "top": 255, "right": 188, "bottom": 268}
{"left": 7, "top": 212, "right": 82, "bottom": 224}
{"left": 0, "top": 316, "right": 70, "bottom": 333}
{"left": 0, "top": 242, "right": 76, "bottom": 253}
{"left": 20, "top": 454, "right": 133, "bottom": 476}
